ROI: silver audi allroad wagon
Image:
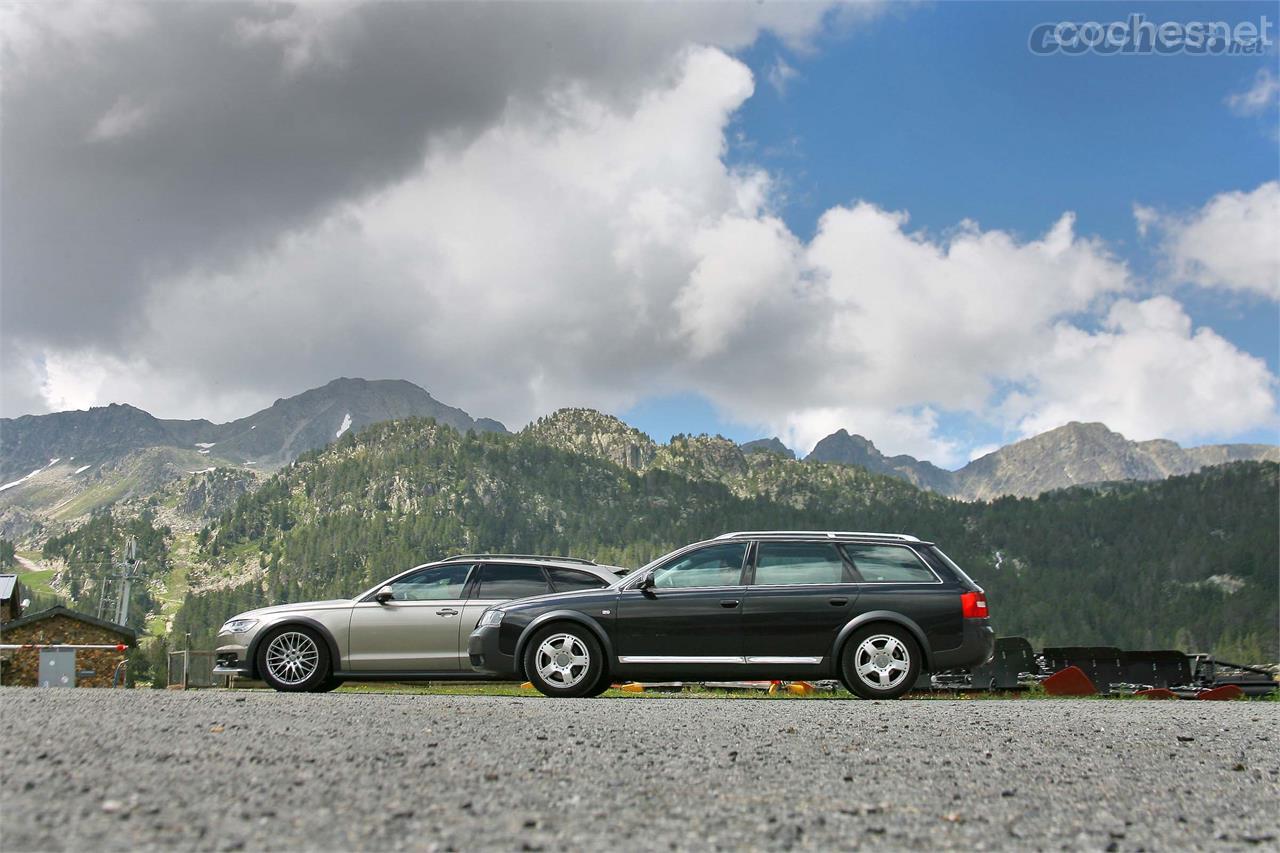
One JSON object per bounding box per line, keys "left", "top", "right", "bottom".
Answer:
{"left": 213, "top": 555, "right": 623, "bottom": 691}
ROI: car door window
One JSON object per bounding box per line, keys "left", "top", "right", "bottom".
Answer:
{"left": 547, "top": 568, "right": 610, "bottom": 592}
{"left": 842, "top": 545, "right": 938, "bottom": 583}
{"left": 754, "top": 542, "right": 849, "bottom": 585}
{"left": 651, "top": 543, "right": 747, "bottom": 589}
{"left": 475, "top": 564, "right": 551, "bottom": 599}
{"left": 385, "top": 564, "right": 471, "bottom": 601}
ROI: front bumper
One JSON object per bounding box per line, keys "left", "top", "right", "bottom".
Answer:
{"left": 213, "top": 641, "right": 253, "bottom": 678}
{"left": 930, "top": 620, "right": 995, "bottom": 671}
{"left": 468, "top": 624, "right": 519, "bottom": 678}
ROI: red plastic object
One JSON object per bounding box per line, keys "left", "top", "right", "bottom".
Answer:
{"left": 1197, "top": 685, "right": 1245, "bottom": 701}
{"left": 1042, "top": 665, "right": 1098, "bottom": 696}
{"left": 961, "top": 591, "right": 989, "bottom": 619}
{"left": 1134, "top": 688, "right": 1178, "bottom": 700}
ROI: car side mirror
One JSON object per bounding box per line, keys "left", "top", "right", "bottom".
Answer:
{"left": 375, "top": 587, "right": 395, "bottom": 604}
{"left": 638, "top": 574, "right": 655, "bottom": 592}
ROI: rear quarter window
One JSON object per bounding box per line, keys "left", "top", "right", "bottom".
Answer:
{"left": 842, "top": 544, "right": 938, "bottom": 584}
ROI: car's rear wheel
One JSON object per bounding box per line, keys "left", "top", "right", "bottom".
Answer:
{"left": 523, "top": 625, "right": 604, "bottom": 698}
{"left": 839, "top": 624, "right": 921, "bottom": 700}
{"left": 256, "top": 626, "right": 332, "bottom": 693}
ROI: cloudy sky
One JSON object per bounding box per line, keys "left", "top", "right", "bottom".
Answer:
{"left": 2, "top": 1, "right": 1277, "bottom": 466}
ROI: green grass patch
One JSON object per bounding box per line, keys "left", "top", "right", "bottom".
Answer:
{"left": 13, "top": 567, "right": 58, "bottom": 598}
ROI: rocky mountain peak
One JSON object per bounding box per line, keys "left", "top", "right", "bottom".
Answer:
{"left": 740, "top": 437, "right": 795, "bottom": 459}
{"left": 521, "top": 409, "right": 657, "bottom": 470}
{"left": 806, "top": 429, "right": 953, "bottom": 493}
{"left": 653, "top": 434, "right": 749, "bottom": 481}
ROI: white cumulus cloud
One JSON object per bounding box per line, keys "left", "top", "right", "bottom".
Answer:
{"left": 1009, "top": 297, "right": 1277, "bottom": 442}
{"left": 1137, "top": 182, "right": 1280, "bottom": 300}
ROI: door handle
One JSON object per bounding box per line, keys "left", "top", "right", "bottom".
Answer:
{"left": 719, "top": 599, "right": 740, "bottom": 609}
{"left": 436, "top": 608, "right": 459, "bottom": 616}
{"left": 829, "top": 598, "right": 849, "bottom": 606}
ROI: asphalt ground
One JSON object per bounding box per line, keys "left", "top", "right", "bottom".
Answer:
{"left": 1, "top": 687, "right": 1277, "bottom": 851}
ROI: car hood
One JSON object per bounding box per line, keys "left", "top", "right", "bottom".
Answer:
{"left": 235, "top": 599, "right": 352, "bottom": 620}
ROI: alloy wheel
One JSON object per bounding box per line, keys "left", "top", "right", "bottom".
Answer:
{"left": 854, "top": 633, "right": 911, "bottom": 690}
{"left": 534, "top": 633, "right": 591, "bottom": 689}
{"left": 265, "top": 631, "right": 320, "bottom": 685}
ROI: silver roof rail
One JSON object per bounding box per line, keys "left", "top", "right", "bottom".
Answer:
{"left": 713, "top": 531, "right": 921, "bottom": 543}
{"left": 446, "top": 553, "right": 598, "bottom": 566}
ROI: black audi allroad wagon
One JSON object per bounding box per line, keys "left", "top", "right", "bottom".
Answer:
{"left": 469, "top": 531, "right": 993, "bottom": 699}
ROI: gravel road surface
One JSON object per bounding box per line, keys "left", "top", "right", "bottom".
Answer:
{"left": 2, "top": 687, "right": 1277, "bottom": 851}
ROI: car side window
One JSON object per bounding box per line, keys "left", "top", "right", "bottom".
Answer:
{"left": 386, "top": 564, "right": 471, "bottom": 601}
{"left": 754, "top": 542, "right": 849, "bottom": 585}
{"left": 651, "top": 543, "right": 747, "bottom": 589}
{"left": 547, "top": 568, "right": 609, "bottom": 592}
{"left": 842, "top": 545, "right": 938, "bottom": 584}
{"left": 475, "top": 564, "right": 552, "bottom": 600}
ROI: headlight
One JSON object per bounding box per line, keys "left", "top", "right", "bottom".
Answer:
{"left": 220, "top": 618, "right": 259, "bottom": 634}
{"left": 477, "top": 609, "right": 504, "bottom": 628}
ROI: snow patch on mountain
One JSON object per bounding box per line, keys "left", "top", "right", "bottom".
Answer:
{"left": 0, "top": 458, "right": 59, "bottom": 492}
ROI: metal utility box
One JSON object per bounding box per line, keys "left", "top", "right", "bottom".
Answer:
{"left": 38, "top": 649, "right": 76, "bottom": 687}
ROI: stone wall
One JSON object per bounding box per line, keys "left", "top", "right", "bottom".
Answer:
{"left": 0, "top": 613, "right": 130, "bottom": 687}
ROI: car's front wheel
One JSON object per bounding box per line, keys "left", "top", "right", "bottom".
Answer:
{"left": 839, "top": 624, "right": 921, "bottom": 699}
{"left": 523, "top": 625, "right": 605, "bottom": 698}
{"left": 256, "top": 626, "right": 332, "bottom": 693}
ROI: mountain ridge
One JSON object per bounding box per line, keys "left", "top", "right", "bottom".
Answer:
{"left": 3, "top": 382, "right": 1275, "bottom": 516}
{"left": 0, "top": 377, "right": 506, "bottom": 483}
{"left": 799, "top": 421, "right": 1278, "bottom": 500}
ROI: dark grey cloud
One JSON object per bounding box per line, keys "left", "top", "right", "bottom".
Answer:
{"left": 1, "top": 2, "right": 833, "bottom": 359}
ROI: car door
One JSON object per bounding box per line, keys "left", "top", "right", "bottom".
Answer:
{"left": 614, "top": 542, "right": 748, "bottom": 663}
{"left": 741, "top": 541, "right": 858, "bottom": 664}
{"left": 842, "top": 543, "right": 962, "bottom": 652}
{"left": 346, "top": 563, "right": 475, "bottom": 671}
{"left": 457, "top": 563, "right": 554, "bottom": 663}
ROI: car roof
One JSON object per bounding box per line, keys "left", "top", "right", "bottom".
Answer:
{"left": 442, "top": 554, "right": 621, "bottom": 579}
{"left": 713, "top": 530, "right": 927, "bottom": 544}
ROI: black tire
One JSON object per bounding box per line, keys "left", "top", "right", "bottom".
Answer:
{"left": 582, "top": 669, "right": 613, "bottom": 698}
{"left": 839, "top": 624, "right": 921, "bottom": 700}
{"left": 315, "top": 675, "right": 345, "bottom": 693}
{"left": 255, "top": 626, "right": 333, "bottom": 693}
{"left": 522, "top": 624, "right": 605, "bottom": 698}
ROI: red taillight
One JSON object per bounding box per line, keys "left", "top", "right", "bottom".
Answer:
{"left": 961, "top": 591, "right": 988, "bottom": 619}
